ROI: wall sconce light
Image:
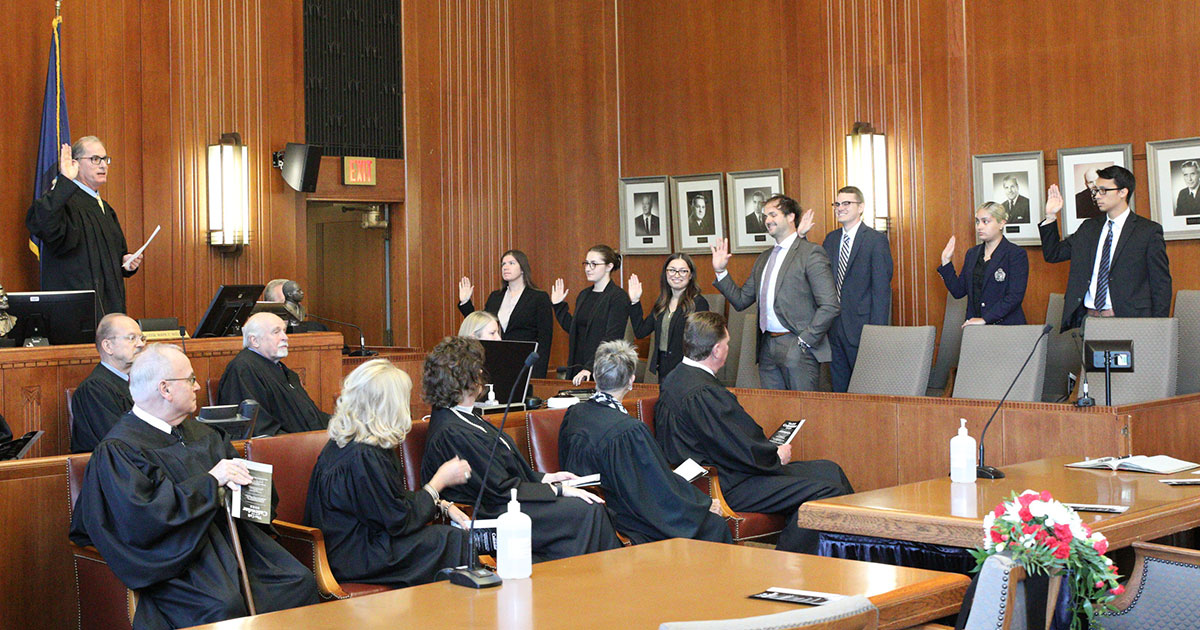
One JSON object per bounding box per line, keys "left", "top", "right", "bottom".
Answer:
{"left": 208, "top": 132, "right": 250, "bottom": 249}
{"left": 844, "top": 122, "right": 889, "bottom": 232}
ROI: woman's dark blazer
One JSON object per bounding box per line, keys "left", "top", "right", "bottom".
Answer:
{"left": 937, "top": 236, "right": 1028, "bottom": 325}
{"left": 628, "top": 294, "right": 709, "bottom": 379}
{"left": 552, "top": 282, "right": 630, "bottom": 378}
{"left": 459, "top": 287, "right": 554, "bottom": 378}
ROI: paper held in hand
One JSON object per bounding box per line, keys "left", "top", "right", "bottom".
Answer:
{"left": 561, "top": 473, "right": 601, "bottom": 488}
{"left": 1066, "top": 455, "right": 1200, "bottom": 475}
{"left": 229, "top": 458, "right": 273, "bottom": 524}
{"left": 769, "top": 419, "right": 806, "bottom": 446}
{"left": 123, "top": 224, "right": 161, "bottom": 270}
{"left": 673, "top": 458, "right": 708, "bottom": 483}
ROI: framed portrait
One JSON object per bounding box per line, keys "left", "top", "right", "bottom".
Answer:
{"left": 971, "top": 151, "right": 1045, "bottom": 246}
{"left": 1057, "top": 144, "right": 1133, "bottom": 237}
{"left": 1146, "top": 137, "right": 1200, "bottom": 241}
{"left": 618, "top": 176, "right": 672, "bottom": 255}
{"left": 725, "top": 168, "right": 784, "bottom": 254}
{"left": 670, "top": 172, "right": 726, "bottom": 254}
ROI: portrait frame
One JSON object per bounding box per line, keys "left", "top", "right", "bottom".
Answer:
{"left": 618, "top": 175, "right": 672, "bottom": 255}
{"left": 725, "top": 168, "right": 784, "bottom": 254}
{"left": 971, "top": 151, "right": 1045, "bottom": 246}
{"left": 1146, "top": 136, "right": 1200, "bottom": 241}
{"left": 669, "top": 172, "right": 726, "bottom": 254}
{"left": 1057, "top": 143, "right": 1133, "bottom": 237}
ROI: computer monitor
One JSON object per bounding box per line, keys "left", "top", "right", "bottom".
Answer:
{"left": 192, "top": 285, "right": 265, "bottom": 338}
{"left": 4, "top": 290, "right": 98, "bottom": 346}
{"left": 480, "top": 339, "right": 538, "bottom": 403}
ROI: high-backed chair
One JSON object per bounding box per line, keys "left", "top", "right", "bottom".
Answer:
{"left": 206, "top": 377, "right": 219, "bottom": 407}
{"left": 847, "top": 325, "right": 936, "bottom": 397}
{"left": 67, "top": 454, "right": 136, "bottom": 630}
{"left": 398, "top": 417, "right": 432, "bottom": 492}
{"left": 526, "top": 407, "right": 569, "bottom": 474}
{"left": 725, "top": 305, "right": 761, "bottom": 389}
{"left": 961, "top": 554, "right": 1028, "bottom": 630}
{"left": 1084, "top": 318, "right": 1178, "bottom": 405}
{"left": 927, "top": 294, "right": 968, "bottom": 395}
{"left": 1095, "top": 541, "right": 1200, "bottom": 629}
{"left": 245, "top": 431, "right": 389, "bottom": 600}
{"left": 953, "top": 325, "right": 1048, "bottom": 402}
{"left": 658, "top": 594, "right": 878, "bottom": 629}
{"left": 1042, "top": 293, "right": 1080, "bottom": 402}
{"left": 1173, "top": 290, "right": 1200, "bottom": 395}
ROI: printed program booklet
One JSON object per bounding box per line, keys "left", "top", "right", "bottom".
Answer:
{"left": 1066, "top": 455, "right": 1199, "bottom": 475}
{"left": 768, "top": 419, "right": 806, "bottom": 446}
{"left": 229, "top": 458, "right": 273, "bottom": 524}
{"left": 673, "top": 458, "right": 708, "bottom": 483}
{"left": 562, "top": 473, "right": 601, "bottom": 488}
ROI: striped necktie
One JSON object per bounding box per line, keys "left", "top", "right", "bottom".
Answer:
{"left": 836, "top": 231, "right": 850, "bottom": 296}
{"left": 1095, "top": 220, "right": 1114, "bottom": 310}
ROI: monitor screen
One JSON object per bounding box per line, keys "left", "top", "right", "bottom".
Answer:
{"left": 480, "top": 339, "right": 538, "bottom": 403}
{"left": 4, "top": 290, "right": 98, "bottom": 346}
{"left": 193, "top": 285, "right": 265, "bottom": 338}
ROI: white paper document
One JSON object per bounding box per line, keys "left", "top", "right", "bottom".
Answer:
{"left": 124, "top": 224, "right": 161, "bottom": 269}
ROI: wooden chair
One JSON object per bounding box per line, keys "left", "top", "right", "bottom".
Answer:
{"left": 658, "top": 594, "right": 878, "bottom": 629}
{"left": 1096, "top": 541, "right": 1200, "bottom": 629}
{"left": 244, "top": 431, "right": 390, "bottom": 600}
{"left": 66, "top": 454, "right": 137, "bottom": 630}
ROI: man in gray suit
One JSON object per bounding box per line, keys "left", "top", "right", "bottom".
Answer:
{"left": 712, "top": 194, "right": 840, "bottom": 391}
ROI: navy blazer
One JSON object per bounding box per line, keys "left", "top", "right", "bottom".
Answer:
{"left": 937, "top": 236, "right": 1028, "bottom": 325}
{"left": 628, "top": 294, "right": 710, "bottom": 379}
{"left": 822, "top": 224, "right": 893, "bottom": 346}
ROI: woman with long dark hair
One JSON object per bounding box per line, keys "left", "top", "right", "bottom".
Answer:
{"left": 627, "top": 253, "right": 709, "bottom": 381}
{"left": 551, "top": 244, "right": 630, "bottom": 385}
{"left": 457, "top": 249, "right": 554, "bottom": 377}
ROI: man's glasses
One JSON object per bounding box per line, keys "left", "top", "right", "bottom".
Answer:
{"left": 110, "top": 333, "right": 147, "bottom": 343}
{"left": 163, "top": 374, "right": 198, "bottom": 386}
{"left": 665, "top": 268, "right": 690, "bottom": 277}
{"left": 1091, "top": 187, "right": 1120, "bottom": 197}
{"left": 831, "top": 201, "right": 861, "bottom": 209}
{"left": 80, "top": 155, "right": 112, "bottom": 166}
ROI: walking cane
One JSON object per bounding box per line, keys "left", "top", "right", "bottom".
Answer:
{"left": 219, "top": 487, "right": 258, "bottom": 615}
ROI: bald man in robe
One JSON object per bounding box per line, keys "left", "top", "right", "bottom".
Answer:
{"left": 71, "top": 313, "right": 145, "bottom": 452}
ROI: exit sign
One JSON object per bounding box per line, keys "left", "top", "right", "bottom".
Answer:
{"left": 343, "top": 156, "right": 377, "bottom": 186}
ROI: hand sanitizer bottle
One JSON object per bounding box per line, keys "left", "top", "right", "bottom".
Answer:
{"left": 496, "top": 488, "right": 532, "bottom": 579}
{"left": 950, "top": 419, "right": 976, "bottom": 484}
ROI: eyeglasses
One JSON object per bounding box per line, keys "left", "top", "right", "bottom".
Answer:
{"left": 582, "top": 261, "right": 606, "bottom": 269}
{"left": 831, "top": 201, "right": 861, "bottom": 209}
{"left": 1091, "top": 187, "right": 1120, "bottom": 197}
{"left": 162, "top": 374, "right": 198, "bottom": 386}
{"left": 80, "top": 155, "right": 112, "bottom": 166}
{"left": 665, "top": 268, "right": 691, "bottom": 277}
{"left": 110, "top": 333, "right": 147, "bottom": 343}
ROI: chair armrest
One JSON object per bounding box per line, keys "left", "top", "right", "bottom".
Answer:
{"left": 695, "top": 466, "right": 740, "bottom": 520}
{"left": 271, "top": 520, "right": 349, "bottom": 600}
{"left": 69, "top": 542, "right": 107, "bottom": 562}
{"left": 1110, "top": 541, "right": 1200, "bottom": 611}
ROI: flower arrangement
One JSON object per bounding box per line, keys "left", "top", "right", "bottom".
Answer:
{"left": 970, "top": 490, "right": 1124, "bottom": 630}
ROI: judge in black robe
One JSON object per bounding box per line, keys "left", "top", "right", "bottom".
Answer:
{"left": 560, "top": 397, "right": 731, "bottom": 545}
{"left": 26, "top": 140, "right": 140, "bottom": 315}
{"left": 551, "top": 245, "right": 630, "bottom": 381}
{"left": 457, "top": 250, "right": 555, "bottom": 378}
{"left": 71, "top": 363, "right": 134, "bottom": 453}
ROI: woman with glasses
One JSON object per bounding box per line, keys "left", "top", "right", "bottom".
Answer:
{"left": 626, "top": 253, "right": 709, "bottom": 382}
{"left": 457, "top": 249, "right": 554, "bottom": 378}
{"left": 550, "top": 244, "right": 631, "bottom": 385}
{"left": 305, "top": 359, "right": 475, "bottom": 588}
{"left": 937, "top": 201, "right": 1028, "bottom": 326}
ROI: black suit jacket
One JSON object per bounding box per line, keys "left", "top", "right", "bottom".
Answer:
{"left": 822, "top": 224, "right": 892, "bottom": 346}
{"left": 552, "top": 282, "right": 630, "bottom": 377}
{"left": 937, "top": 237, "right": 1028, "bottom": 325}
{"left": 1176, "top": 187, "right": 1200, "bottom": 216}
{"left": 634, "top": 213, "right": 660, "bottom": 236}
{"left": 1040, "top": 212, "right": 1172, "bottom": 330}
{"left": 628, "top": 294, "right": 710, "bottom": 379}
{"left": 459, "top": 287, "right": 554, "bottom": 378}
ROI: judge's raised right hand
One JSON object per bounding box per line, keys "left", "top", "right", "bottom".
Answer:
{"left": 1043, "top": 184, "right": 1063, "bottom": 223}
{"left": 209, "top": 459, "right": 252, "bottom": 487}
{"left": 550, "top": 278, "right": 569, "bottom": 305}
{"left": 777, "top": 443, "right": 792, "bottom": 465}
{"left": 458, "top": 277, "right": 474, "bottom": 305}
{"left": 627, "top": 274, "right": 643, "bottom": 303}
{"left": 711, "top": 238, "right": 732, "bottom": 274}
{"left": 429, "top": 456, "right": 471, "bottom": 493}
{"left": 58, "top": 143, "right": 79, "bottom": 180}
{"left": 940, "top": 236, "right": 956, "bottom": 266}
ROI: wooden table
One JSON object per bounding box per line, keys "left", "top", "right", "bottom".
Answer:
{"left": 183, "top": 539, "right": 968, "bottom": 630}
{"left": 797, "top": 456, "right": 1200, "bottom": 550}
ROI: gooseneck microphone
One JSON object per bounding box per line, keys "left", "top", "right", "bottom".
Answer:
{"left": 304, "top": 313, "right": 377, "bottom": 357}
{"left": 976, "top": 324, "right": 1053, "bottom": 480}
{"left": 445, "top": 349, "right": 539, "bottom": 589}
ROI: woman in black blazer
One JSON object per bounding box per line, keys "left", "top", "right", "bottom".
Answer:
{"left": 551, "top": 244, "right": 630, "bottom": 385}
{"left": 937, "top": 202, "right": 1028, "bottom": 326}
{"left": 627, "top": 253, "right": 709, "bottom": 382}
{"left": 457, "top": 249, "right": 554, "bottom": 377}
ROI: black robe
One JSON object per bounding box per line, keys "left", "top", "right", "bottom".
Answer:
{"left": 26, "top": 179, "right": 136, "bottom": 315}
{"left": 304, "top": 440, "right": 469, "bottom": 587}
{"left": 459, "top": 287, "right": 555, "bottom": 378}
{"left": 0, "top": 413, "right": 10, "bottom": 443}
{"left": 71, "top": 363, "right": 134, "bottom": 453}
{"left": 216, "top": 348, "right": 330, "bottom": 436}
{"left": 655, "top": 364, "right": 854, "bottom": 553}
{"left": 552, "top": 282, "right": 629, "bottom": 378}
{"left": 559, "top": 400, "right": 731, "bottom": 545}
{"left": 69, "top": 413, "right": 318, "bottom": 629}
{"left": 421, "top": 407, "right": 621, "bottom": 560}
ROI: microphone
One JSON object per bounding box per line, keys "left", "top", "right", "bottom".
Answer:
{"left": 976, "top": 324, "right": 1053, "bottom": 480}
{"left": 446, "top": 349, "right": 539, "bottom": 589}
{"left": 305, "top": 313, "right": 377, "bottom": 357}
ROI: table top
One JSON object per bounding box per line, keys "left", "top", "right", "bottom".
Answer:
{"left": 797, "top": 456, "right": 1200, "bottom": 549}
{"left": 184, "top": 539, "right": 968, "bottom": 630}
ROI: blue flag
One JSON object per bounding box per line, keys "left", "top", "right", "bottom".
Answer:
{"left": 32, "top": 15, "right": 71, "bottom": 258}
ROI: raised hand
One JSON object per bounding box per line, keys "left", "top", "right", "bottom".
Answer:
{"left": 458, "top": 277, "right": 474, "bottom": 305}
{"left": 58, "top": 143, "right": 79, "bottom": 180}
{"left": 550, "top": 278, "right": 568, "bottom": 304}
{"left": 711, "top": 238, "right": 732, "bottom": 274}
{"left": 1044, "top": 184, "right": 1064, "bottom": 222}
{"left": 628, "top": 274, "right": 643, "bottom": 303}
{"left": 940, "top": 236, "right": 956, "bottom": 266}
{"left": 571, "top": 369, "right": 592, "bottom": 386}
{"left": 797, "top": 207, "right": 816, "bottom": 238}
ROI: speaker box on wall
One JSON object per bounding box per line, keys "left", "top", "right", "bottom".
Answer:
{"left": 281, "top": 143, "right": 324, "bottom": 192}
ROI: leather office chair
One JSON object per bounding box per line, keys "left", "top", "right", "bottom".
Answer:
{"left": 1084, "top": 318, "right": 1178, "bottom": 405}
{"left": 1095, "top": 541, "right": 1200, "bottom": 629}
{"left": 66, "top": 454, "right": 136, "bottom": 630}
{"left": 398, "top": 417, "right": 432, "bottom": 492}
{"left": 953, "top": 325, "right": 1048, "bottom": 402}
{"left": 658, "top": 594, "right": 878, "bottom": 629}
{"left": 961, "top": 554, "right": 1028, "bottom": 630}
{"left": 244, "top": 431, "right": 389, "bottom": 600}
{"left": 847, "top": 325, "right": 936, "bottom": 397}
{"left": 526, "top": 407, "right": 569, "bottom": 474}
{"left": 1172, "top": 290, "right": 1200, "bottom": 395}
{"left": 927, "top": 294, "right": 967, "bottom": 396}
{"left": 1041, "top": 293, "right": 1080, "bottom": 402}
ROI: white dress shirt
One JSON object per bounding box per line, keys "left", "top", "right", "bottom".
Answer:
{"left": 1084, "top": 207, "right": 1130, "bottom": 310}
{"left": 131, "top": 404, "right": 175, "bottom": 435}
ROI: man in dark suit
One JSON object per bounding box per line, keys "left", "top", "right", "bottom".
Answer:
{"left": 1040, "top": 165, "right": 1172, "bottom": 331}
{"left": 1075, "top": 168, "right": 1103, "bottom": 220}
{"left": 688, "top": 195, "right": 715, "bottom": 236}
{"left": 1001, "top": 175, "right": 1030, "bottom": 224}
{"left": 712, "top": 194, "right": 840, "bottom": 391}
{"left": 634, "top": 195, "right": 661, "bottom": 236}
{"left": 745, "top": 191, "right": 768, "bottom": 233}
{"left": 1175, "top": 160, "right": 1200, "bottom": 216}
{"left": 814, "top": 186, "right": 893, "bottom": 393}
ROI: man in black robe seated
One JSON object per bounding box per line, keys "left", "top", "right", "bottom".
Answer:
{"left": 71, "top": 313, "right": 145, "bottom": 452}
{"left": 655, "top": 311, "right": 853, "bottom": 554}
{"left": 70, "top": 343, "right": 319, "bottom": 629}
{"left": 217, "top": 312, "right": 329, "bottom": 435}
{"left": 559, "top": 340, "right": 732, "bottom": 545}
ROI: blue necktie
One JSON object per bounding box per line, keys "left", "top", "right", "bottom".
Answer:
{"left": 1095, "top": 220, "right": 1114, "bottom": 310}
